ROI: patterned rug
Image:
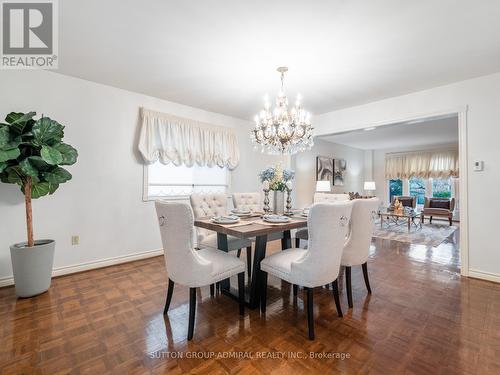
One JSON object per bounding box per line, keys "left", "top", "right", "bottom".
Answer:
{"left": 372, "top": 219, "right": 458, "bottom": 247}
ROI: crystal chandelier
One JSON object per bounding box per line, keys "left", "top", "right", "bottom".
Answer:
{"left": 251, "top": 67, "right": 314, "bottom": 155}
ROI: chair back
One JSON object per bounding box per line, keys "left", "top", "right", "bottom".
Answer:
{"left": 392, "top": 195, "right": 416, "bottom": 208}
{"left": 292, "top": 202, "right": 353, "bottom": 287}
{"left": 314, "top": 192, "right": 350, "bottom": 203}
{"left": 190, "top": 193, "right": 228, "bottom": 244}
{"left": 341, "top": 198, "right": 380, "bottom": 267}
{"left": 233, "top": 192, "right": 261, "bottom": 211}
{"left": 155, "top": 201, "right": 211, "bottom": 285}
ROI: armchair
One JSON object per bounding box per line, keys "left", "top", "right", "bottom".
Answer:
{"left": 421, "top": 197, "right": 455, "bottom": 226}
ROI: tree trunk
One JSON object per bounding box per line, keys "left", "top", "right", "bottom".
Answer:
{"left": 24, "top": 177, "right": 34, "bottom": 247}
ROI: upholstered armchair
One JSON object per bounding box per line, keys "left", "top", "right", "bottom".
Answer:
{"left": 232, "top": 192, "right": 261, "bottom": 212}
{"left": 391, "top": 195, "right": 416, "bottom": 208}
{"left": 155, "top": 201, "right": 245, "bottom": 340}
{"left": 341, "top": 198, "right": 380, "bottom": 309}
{"left": 295, "top": 192, "right": 351, "bottom": 248}
{"left": 260, "top": 202, "right": 353, "bottom": 340}
{"left": 421, "top": 197, "right": 455, "bottom": 226}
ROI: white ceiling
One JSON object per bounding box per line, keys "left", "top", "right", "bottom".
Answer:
{"left": 321, "top": 116, "right": 459, "bottom": 150}
{"left": 59, "top": 1, "right": 500, "bottom": 120}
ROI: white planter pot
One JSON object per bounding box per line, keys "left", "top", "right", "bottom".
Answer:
{"left": 10, "top": 239, "right": 55, "bottom": 298}
{"left": 272, "top": 191, "right": 285, "bottom": 215}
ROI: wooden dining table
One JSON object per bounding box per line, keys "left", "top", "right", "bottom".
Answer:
{"left": 194, "top": 214, "right": 308, "bottom": 309}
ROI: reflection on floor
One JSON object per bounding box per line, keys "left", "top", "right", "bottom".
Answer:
{"left": 1, "top": 229, "right": 499, "bottom": 374}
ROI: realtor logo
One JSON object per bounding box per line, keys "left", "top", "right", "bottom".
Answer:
{"left": 1, "top": 0, "right": 58, "bottom": 69}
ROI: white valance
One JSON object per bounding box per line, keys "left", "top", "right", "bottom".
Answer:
{"left": 138, "top": 108, "right": 240, "bottom": 169}
{"left": 385, "top": 149, "right": 459, "bottom": 179}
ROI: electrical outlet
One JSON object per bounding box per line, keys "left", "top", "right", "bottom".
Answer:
{"left": 71, "top": 235, "right": 80, "bottom": 245}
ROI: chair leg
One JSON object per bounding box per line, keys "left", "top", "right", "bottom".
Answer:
{"left": 187, "top": 287, "right": 196, "bottom": 340}
{"left": 295, "top": 237, "right": 300, "bottom": 248}
{"left": 293, "top": 284, "right": 298, "bottom": 296}
{"left": 305, "top": 287, "right": 315, "bottom": 340}
{"left": 260, "top": 271, "right": 268, "bottom": 313}
{"left": 163, "top": 278, "right": 175, "bottom": 314}
{"left": 237, "top": 248, "right": 242, "bottom": 258}
{"left": 332, "top": 279, "right": 343, "bottom": 317}
{"left": 246, "top": 246, "right": 252, "bottom": 281}
{"left": 430, "top": 216, "right": 433, "bottom": 223}
{"left": 238, "top": 272, "right": 245, "bottom": 316}
{"left": 210, "top": 284, "right": 215, "bottom": 297}
{"left": 345, "top": 266, "right": 353, "bottom": 308}
{"left": 449, "top": 217, "right": 453, "bottom": 226}
{"left": 362, "top": 262, "right": 372, "bottom": 294}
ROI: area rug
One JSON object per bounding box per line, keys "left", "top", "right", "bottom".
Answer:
{"left": 372, "top": 220, "right": 458, "bottom": 247}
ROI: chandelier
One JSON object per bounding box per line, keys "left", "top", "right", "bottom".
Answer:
{"left": 251, "top": 67, "right": 314, "bottom": 155}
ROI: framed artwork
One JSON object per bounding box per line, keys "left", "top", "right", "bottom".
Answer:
{"left": 316, "top": 156, "right": 333, "bottom": 183}
{"left": 333, "top": 159, "right": 347, "bottom": 186}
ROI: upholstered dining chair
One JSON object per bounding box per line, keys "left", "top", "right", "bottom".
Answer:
{"left": 155, "top": 201, "right": 245, "bottom": 340}
{"left": 341, "top": 198, "right": 380, "bottom": 309}
{"left": 190, "top": 193, "right": 253, "bottom": 277}
{"left": 260, "top": 201, "right": 353, "bottom": 340}
{"left": 295, "top": 192, "right": 351, "bottom": 248}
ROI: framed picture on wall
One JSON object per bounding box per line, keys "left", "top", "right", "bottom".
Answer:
{"left": 333, "top": 159, "right": 347, "bottom": 186}
{"left": 316, "top": 156, "right": 333, "bottom": 184}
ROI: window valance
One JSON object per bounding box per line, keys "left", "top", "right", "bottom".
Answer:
{"left": 138, "top": 108, "right": 240, "bottom": 169}
{"left": 385, "top": 149, "right": 459, "bottom": 179}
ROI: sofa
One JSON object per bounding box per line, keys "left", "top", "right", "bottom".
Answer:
{"left": 420, "top": 197, "right": 455, "bottom": 226}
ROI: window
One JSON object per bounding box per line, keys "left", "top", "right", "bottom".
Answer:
{"left": 409, "top": 177, "right": 426, "bottom": 205}
{"left": 144, "top": 162, "right": 229, "bottom": 200}
{"left": 389, "top": 179, "right": 403, "bottom": 202}
{"left": 432, "top": 178, "right": 452, "bottom": 198}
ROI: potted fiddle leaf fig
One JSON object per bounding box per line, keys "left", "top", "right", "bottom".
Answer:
{"left": 0, "top": 112, "right": 78, "bottom": 297}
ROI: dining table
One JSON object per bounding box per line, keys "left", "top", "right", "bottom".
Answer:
{"left": 194, "top": 213, "right": 308, "bottom": 309}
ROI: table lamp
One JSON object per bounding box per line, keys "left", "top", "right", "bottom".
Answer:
{"left": 364, "top": 181, "right": 376, "bottom": 196}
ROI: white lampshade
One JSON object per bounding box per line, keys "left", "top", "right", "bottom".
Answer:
{"left": 364, "top": 181, "right": 376, "bottom": 191}
{"left": 316, "top": 180, "right": 331, "bottom": 192}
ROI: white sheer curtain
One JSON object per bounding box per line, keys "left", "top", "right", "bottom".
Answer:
{"left": 138, "top": 108, "right": 240, "bottom": 169}
{"left": 385, "top": 149, "right": 459, "bottom": 179}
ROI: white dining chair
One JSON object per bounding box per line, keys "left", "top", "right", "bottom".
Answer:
{"left": 260, "top": 201, "right": 353, "bottom": 340}
{"left": 295, "top": 192, "right": 351, "bottom": 248}
{"left": 190, "top": 193, "right": 253, "bottom": 277}
{"left": 155, "top": 201, "right": 246, "bottom": 340}
{"left": 341, "top": 198, "right": 380, "bottom": 308}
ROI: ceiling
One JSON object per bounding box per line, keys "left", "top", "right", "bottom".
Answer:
{"left": 58, "top": 1, "right": 500, "bottom": 120}
{"left": 321, "top": 116, "right": 459, "bottom": 150}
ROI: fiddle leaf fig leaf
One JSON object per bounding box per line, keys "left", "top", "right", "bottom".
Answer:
{"left": 27, "top": 156, "right": 51, "bottom": 171}
{"left": 43, "top": 167, "right": 72, "bottom": 184}
{"left": 2, "top": 166, "right": 24, "bottom": 185}
{"left": 32, "top": 117, "right": 64, "bottom": 146}
{"left": 0, "top": 147, "right": 20, "bottom": 163}
{"left": 54, "top": 143, "right": 78, "bottom": 165}
{"left": 48, "top": 182, "right": 59, "bottom": 195}
{"left": 0, "top": 162, "right": 7, "bottom": 173}
{"left": 20, "top": 158, "right": 39, "bottom": 177}
{"left": 5, "top": 112, "right": 36, "bottom": 135}
{"left": 0, "top": 126, "right": 9, "bottom": 147}
{"left": 30, "top": 182, "right": 51, "bottom": 199}
{"left": 41, "top": 145, "right": 63, "bottom": 165}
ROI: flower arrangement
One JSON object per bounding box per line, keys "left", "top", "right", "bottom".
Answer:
{"left": 259, "top": 163, "right": 295, "bottom": 191}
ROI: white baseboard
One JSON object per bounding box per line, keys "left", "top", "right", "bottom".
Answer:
{"left": 0, "top": 248, "right": 163, "bottom": 288}
{"left": 468, "top": 269, "right": 500, "bottom": 283}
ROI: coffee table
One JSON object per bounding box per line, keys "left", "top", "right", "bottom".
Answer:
{"left": 378, "top": 207, "right": 422, "bottom": 232}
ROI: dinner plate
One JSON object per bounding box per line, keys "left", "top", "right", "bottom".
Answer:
{"left": 231, "top": 209, "right": 252, "bottom": 217}
{"left": 211, "top": 215, "right": 240, "bottom": 224}
{"left": 263, "top": 214, "right": 291, "bottom": 223}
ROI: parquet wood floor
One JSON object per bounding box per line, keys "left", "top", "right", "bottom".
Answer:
{"left": 1, "top": 229, "right": 499, "bottom": 374}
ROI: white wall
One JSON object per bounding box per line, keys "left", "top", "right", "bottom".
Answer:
{"left": 291, "top": 138, "right": 365, "bottom": 208}
{"left": 313, "top": 72, "right": 500, "bottom": 281}
{"left": 0, "top": 70, "right": 281, "bottom": 284}
{"left": 372, "top": 143, "right": 458, "bottom": 206}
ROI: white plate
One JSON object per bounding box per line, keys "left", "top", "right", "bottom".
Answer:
{"left": 231, "top": 209, "right": 252, "bottom": 217}
{"left": 263, "top": 215, "right": 291, "bottom": 223}
{"left": 211, "top": 215, "right": 240, "bottom": 224}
